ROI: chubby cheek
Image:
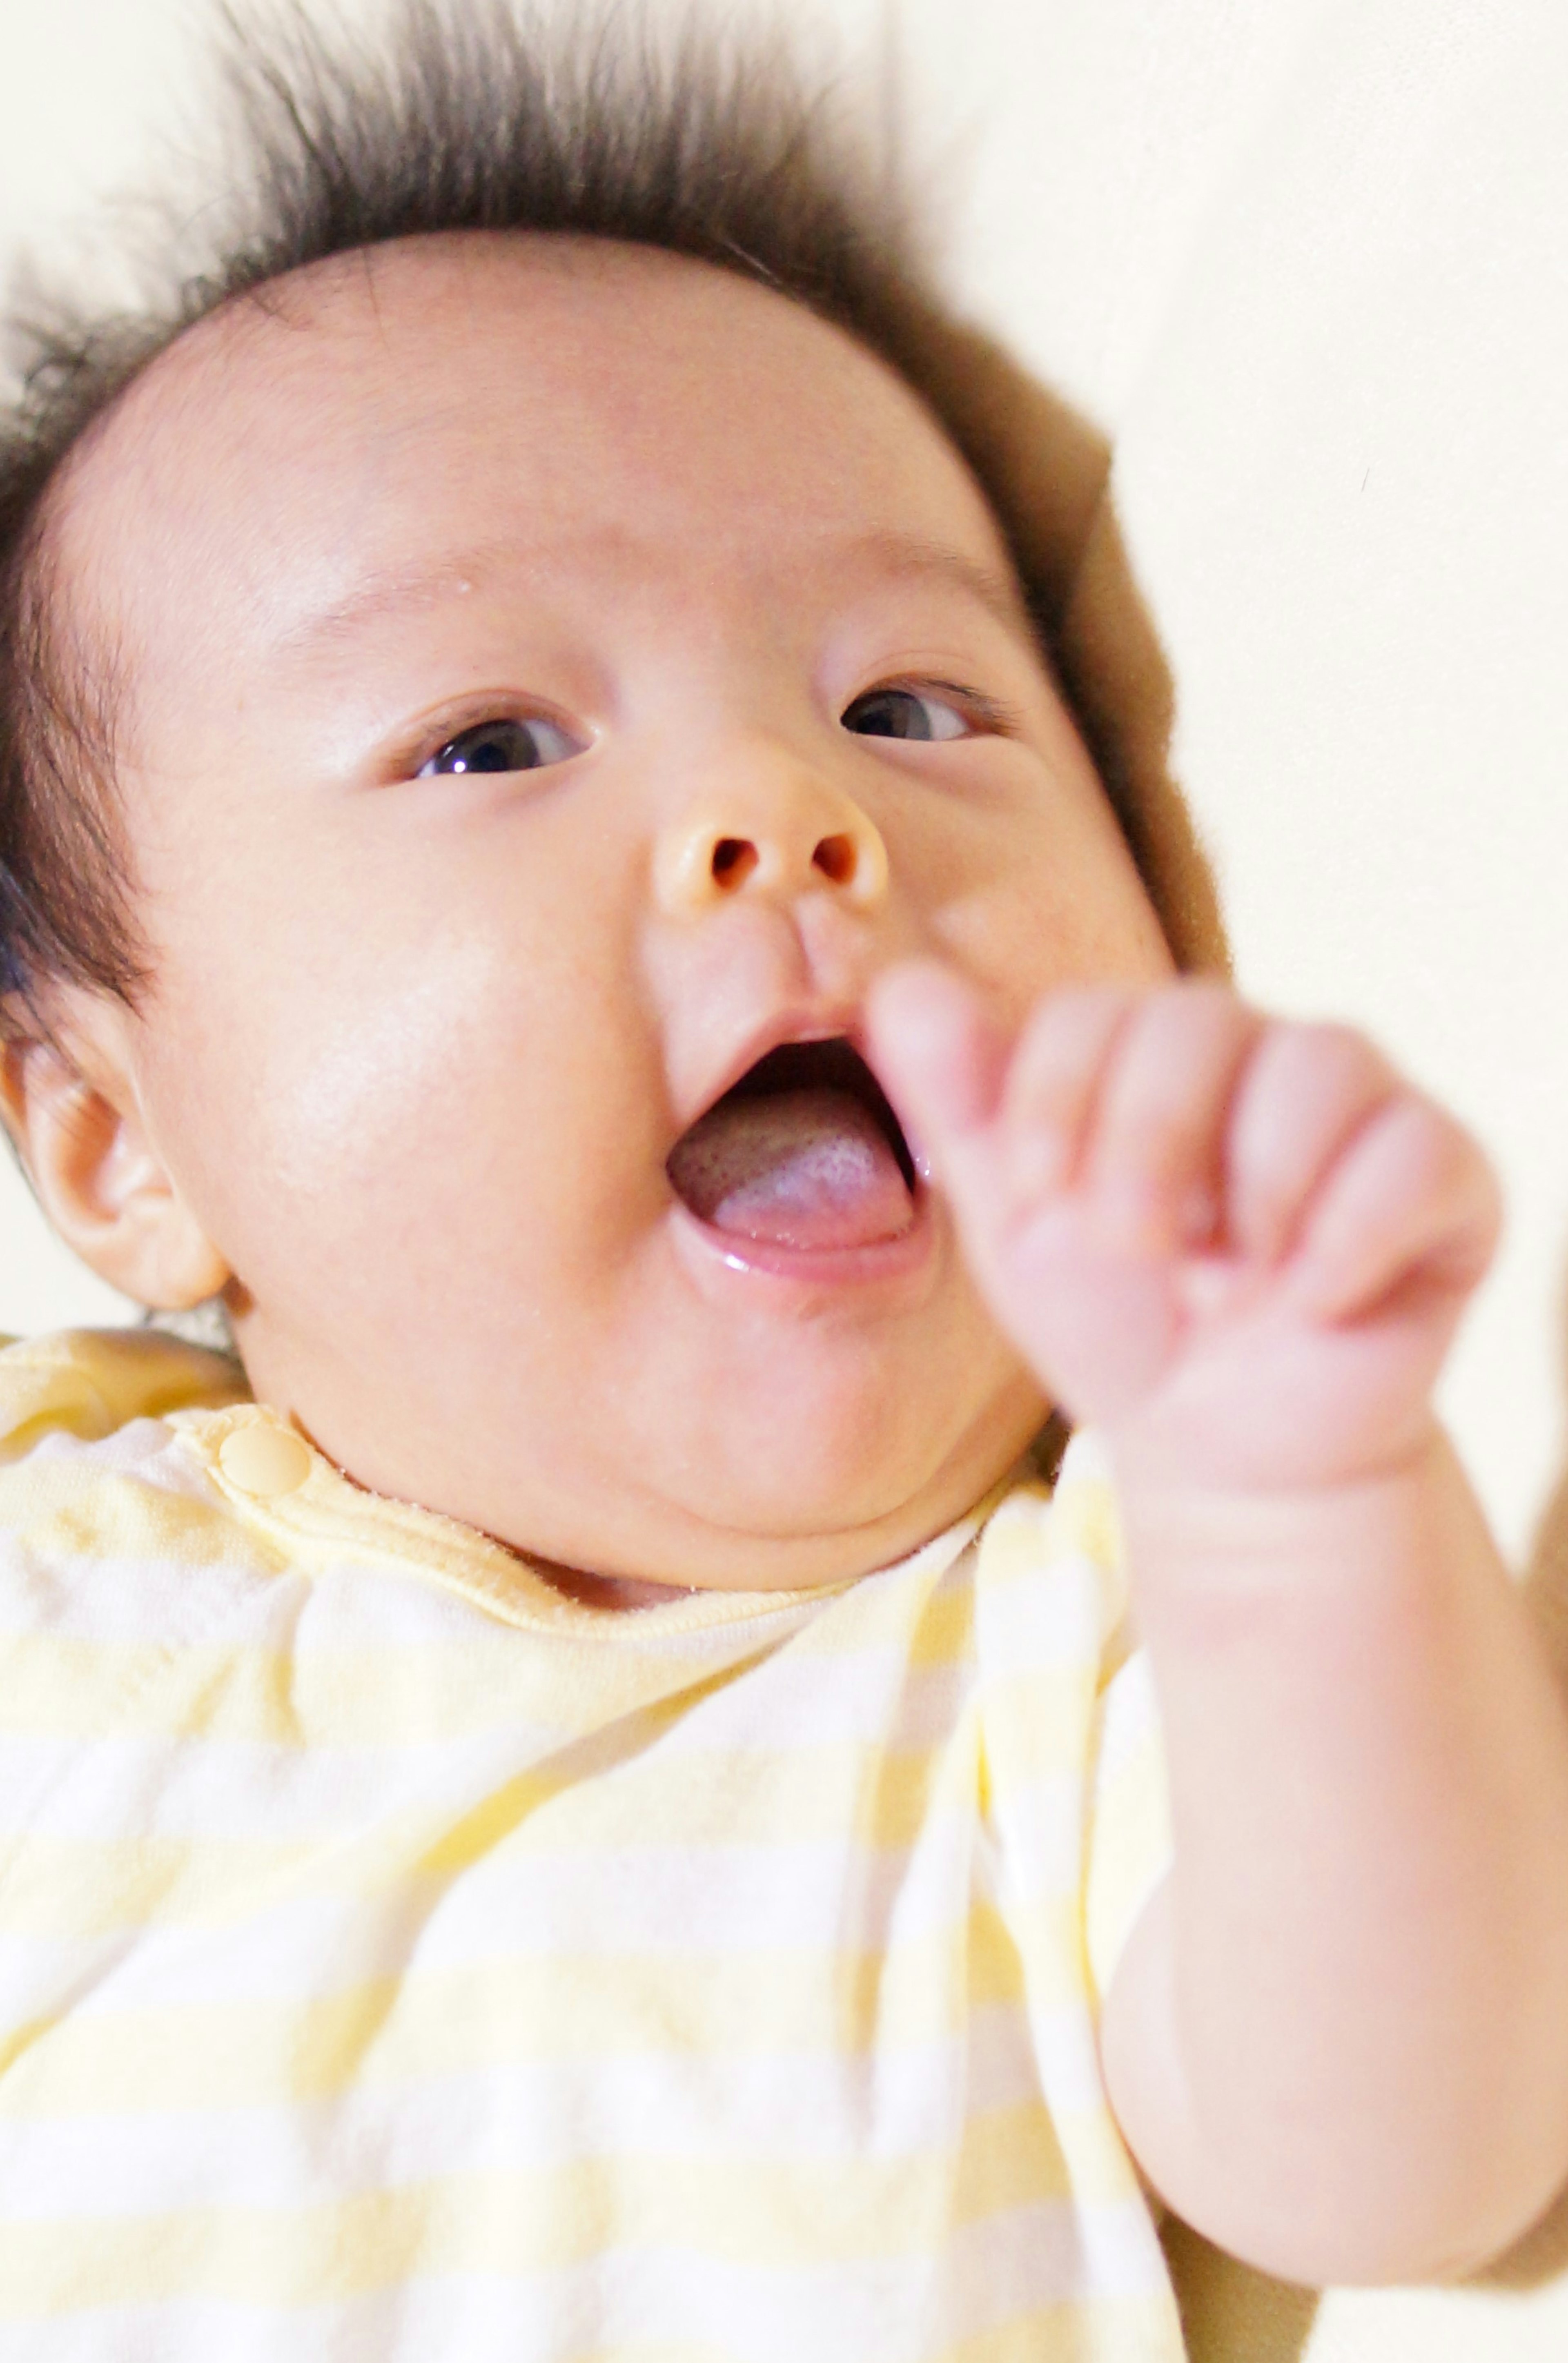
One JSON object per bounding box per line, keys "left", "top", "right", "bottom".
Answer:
{"left": 931, "top": 797, "right": 1174, "bottom": 1019}
{"left": 139, "top": 908, "right": 668, "bottom": 1343}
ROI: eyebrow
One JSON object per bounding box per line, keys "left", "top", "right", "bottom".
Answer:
{"left": 838, "top": 532, "right": 1037, "bottom": 639}
{"left": 270, "top": 525, "right": 1036, "bottom": 666}
{"left": 269, "top": 543, "right": 528, "bottom": 661}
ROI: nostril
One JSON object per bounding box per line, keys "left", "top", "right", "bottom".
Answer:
{"left": 813, "top": 833, "right": 857, "bottom": 886}
{"left": 711, "top": 837, "right": 759, "bottom": 891}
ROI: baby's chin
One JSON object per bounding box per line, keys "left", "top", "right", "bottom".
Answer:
{"left": 226, "top": 1203, "right": 1046, "bottom": 1592}
{"left": 579, "top": 1361, "right": 1050, "bottom": 1593}
{"left": 282, "top": 1325, "right": 1043, "bottom": 1597}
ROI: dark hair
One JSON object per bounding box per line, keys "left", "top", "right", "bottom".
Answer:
{"left": 0, "top": 0, "right": 1224, "bottom": 1031}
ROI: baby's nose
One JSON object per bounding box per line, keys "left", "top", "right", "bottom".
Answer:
{"left": 654, "top": 767, "right": 889, "bottom": 918}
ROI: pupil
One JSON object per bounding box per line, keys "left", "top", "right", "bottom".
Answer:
{"left": 442, "top": 721, "right": 537, "bottom": 773}
{"left": 846, "top": 690, "right": 929, "bottom": 741}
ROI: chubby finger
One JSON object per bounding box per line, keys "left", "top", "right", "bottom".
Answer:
{"left": 1078, "top": 984, "right": 1261, "bottom": 1254}
{"left": 1226, "top": 1022, "right": 1402, "bottom": 1266}
{"left": 993, "top": 983, "right": 1137, "bottom": 1202}
{"left": 865, "top": 961, "right": 1010, "bottom": 1166}
{"left": 1286, "top": 1093, "right": 1502, "bottom": 1323}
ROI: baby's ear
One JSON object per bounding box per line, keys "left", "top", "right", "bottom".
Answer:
{"left": 0, "top": 1005, "right": 230, "bottom": 1311}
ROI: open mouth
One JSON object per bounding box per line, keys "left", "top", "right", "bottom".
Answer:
{"left": 666, "top": 1038, "right": 919, "bottom": 1253}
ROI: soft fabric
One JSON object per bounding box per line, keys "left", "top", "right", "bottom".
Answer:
{"left": 0, "top": 1327, "right": 1175, "bottom": 2360}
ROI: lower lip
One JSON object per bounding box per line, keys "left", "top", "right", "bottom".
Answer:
{"left": 667, "top": 1187, "right": 939, "bottom": 1294}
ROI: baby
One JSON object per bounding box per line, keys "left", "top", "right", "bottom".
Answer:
{"left": 1, "top": 5, "right": 1566, "bottom": 2356}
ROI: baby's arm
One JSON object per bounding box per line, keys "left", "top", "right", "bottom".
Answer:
{"left": 870, "top": 970, "right": 1568, "bottom": 2286}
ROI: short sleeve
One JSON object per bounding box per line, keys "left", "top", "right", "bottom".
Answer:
{"left": 1050, "top": 1430, "right": 1172, "bottom": 2013}
{"left": 1084, "top": 1647, "right": 1170, "bottom": 2009}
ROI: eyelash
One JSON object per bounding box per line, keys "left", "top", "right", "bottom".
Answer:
{"left": 416, "top": 713, "right": 579, "bottom": 778}
{"left": 401, "top": 674, "right": 1017, "bottom": 782}
{"left": 848, "top": 678, "right": 1018, "bottom": 736}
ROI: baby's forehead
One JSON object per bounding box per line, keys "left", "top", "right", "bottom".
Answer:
{"left": 50, "top": 233, "right": 1019, "bottom": 705}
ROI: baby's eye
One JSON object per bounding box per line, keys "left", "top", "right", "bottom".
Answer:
{"left": 841, "top": 686, "right": 971, "bottom": 743}
{"left": 417, "top": 715, "right": 579, "bottom": 777}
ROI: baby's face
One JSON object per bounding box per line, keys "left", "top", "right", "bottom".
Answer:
{"left": 53, "top": 234, "right": 1170, "bottom": 1589}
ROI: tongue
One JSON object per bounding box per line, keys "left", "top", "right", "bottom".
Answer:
{"left": 668, "top": 1086, "right": 914, "bottom": 1249}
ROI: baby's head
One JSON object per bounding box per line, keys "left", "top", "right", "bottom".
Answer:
{"left": 0, "top": 4, "right": 1218, "bottom": 1593}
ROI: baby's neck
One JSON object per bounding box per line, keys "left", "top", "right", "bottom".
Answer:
{"left": 527, "top": 1555, "right": 699, "bottom": 1613}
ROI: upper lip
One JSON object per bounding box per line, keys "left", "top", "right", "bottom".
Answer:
{"left": 668, "top": 1002, "right": 918, "bottom": 1195}
{"left": 674, "top": 1003, "right": 874, "bottom": 1141}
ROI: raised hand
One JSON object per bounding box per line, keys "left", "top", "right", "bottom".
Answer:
{"left": 868, "top": 966, "right": 1501, "bottom": 1495}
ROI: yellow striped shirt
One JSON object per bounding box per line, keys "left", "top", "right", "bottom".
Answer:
{"left": 0, "top": 1327, "right": 1177, "bottom": 2358}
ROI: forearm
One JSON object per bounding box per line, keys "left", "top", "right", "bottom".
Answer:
{"left": 1103, "top": 1427, "right": 1568, "bottom": 2283}
{"left": 868, "top": 967, "right": 1568, "bottom": 2277}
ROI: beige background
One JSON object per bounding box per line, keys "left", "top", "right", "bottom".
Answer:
{"left": 2, "top": 5, "right": 1567, "bottom": 2345}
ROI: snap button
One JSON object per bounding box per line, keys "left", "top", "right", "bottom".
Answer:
{"left": 218, "top": 1424, "right": 313, "bottom": 1499}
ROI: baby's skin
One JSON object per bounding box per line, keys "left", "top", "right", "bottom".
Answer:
{"left": 6, "top": 229, "right": 1568, "bottom": 2292}
{"left": 871, "top": 965, "right": 1568, "bottom": 2280}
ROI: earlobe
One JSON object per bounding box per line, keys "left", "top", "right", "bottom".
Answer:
{"left": 0, "top": 1032, "right": 231, "bottom": 1310}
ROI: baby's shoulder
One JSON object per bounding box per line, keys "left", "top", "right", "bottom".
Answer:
{"left": 977, "top": 1430, "right": 1125, "bottom": 1600}
{"left": 0, "top": 1324, "right": 267, "bottom": 1620}
{"left": 0, "top": 1323, "right": 248, "bottom": 1461}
